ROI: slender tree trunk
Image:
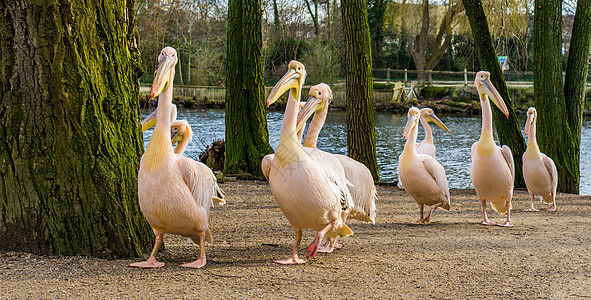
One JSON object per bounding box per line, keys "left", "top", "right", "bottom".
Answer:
{"left": 368, "top": 0, "right": 386, "bottom": 67}
{"left": 341, "top": 0, "right": 380, "bottom": 181}
{"left": 304, "top": 0, "right": 320, "bottom": 38}
{"left": 562, "top": 0, "right": 591, "bottom": 193}
{"left": 463, "top": 0, "right": 527, "bottom": 188}
{"left": 226, "top": 0, "right": 273, "bottom": 177}
{"left": 534, "top": 0, "right": 591, "bottom": 193}
{"left": 0, "top": 0, "right": 152, "bottom": 257}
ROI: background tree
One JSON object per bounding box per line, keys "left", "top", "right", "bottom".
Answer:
{"left": 226, "top": 0, "right": 274, "bottom": 176}
{"left": 462, "top": 0, "right": 527, "bottom": 188}
{"left": 534, "top": 0, "right": 591, "bottom": 193}
{"left": 342, "top": 0, "right": 380, "bottom": 181}
{"left": 367, "top": 0, "right": 387, "bottom": 67}
{"left": 0, "top": 0, "right": 152, "bottom": 257}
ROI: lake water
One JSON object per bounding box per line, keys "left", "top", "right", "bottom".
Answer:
{"left": 142, "top": 108, "right": 591, "bottom": 195}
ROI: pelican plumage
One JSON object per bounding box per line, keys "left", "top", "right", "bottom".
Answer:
{"left": 522, "top": 107, "right": 558, "bottom": 212}
{"left": 470, "top": 71, "right": 514, "bottom": 227}
{"left": 398, "top": 107, "right": 450, "bottom": 189}
{"left": 294, "top": 83, "right": 377, "bottom": 252}
{"left": 131, "top": 47, "right": 224, "bottom": 269}
{"left": 398, "top": 107, "right": 451, "bottom": 224}
{"left": 265, "top": 61, "right": 353, "bottom": 264}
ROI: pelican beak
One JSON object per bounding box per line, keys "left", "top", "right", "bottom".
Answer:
{"left": 171, "top": 130, "right": 183, "bottom": 144}
{"left": 524, "top": 113, "right": 535, "bottom": 136}
{"left": 266, "top": 68, "right": 300, "bottom": 107}
{"left": 425, "top": 113, "right": 451, "bottom": 133}
{"left": 141, "top": 109, "right": 158, "bottom": 132}
{"left": 403, "top": 114, "right": 419, "bottom": 139}
{"left": 295, "top": 95, "right": 324, "bottom": 133}
{"left": 481, "top": 77, "right": 509, "bottom": 117}
{"left": 151, "top": 55, "right": 175, "bottom": 98}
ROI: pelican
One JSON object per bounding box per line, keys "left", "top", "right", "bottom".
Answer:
{"left": 295, "top": 83, "right": 377, "bottom": 251}
{"left": 265, "top": 60, "right": 353, "bottom": 264}
{"left": 470, "top": 71, "right": 514, "bottom": 227}
{"left": 131, "top": 46, "right": 224, "bottom": 269}
{"left": 398, "top": 107, "right": 450, "bottom": 224}
{"left": 398, "top": 107, "right": 451, "bottom": 189}
{"left": 522, "top": 107, "right": 558, "bottom": 211}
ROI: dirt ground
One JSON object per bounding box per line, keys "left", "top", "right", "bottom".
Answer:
{"left": 1, "top": 180, "right": 590, "bottom": 299}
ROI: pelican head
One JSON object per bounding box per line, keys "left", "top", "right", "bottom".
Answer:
{"left": 295, "top": 83, "right": 332, "bottom": 132}
{"left": 403, "top": 107, "right": 421, "bottom": 139}
{"left": 524, "top": 107, "right": 537, "bottom": 136}
{"left": 266, "top": 60, "right": 306, "bottom": 106}
{"left": 474, "top": 71, "right": 509, "bottom": 117}
{"left": 419, "top": 108, "right": 451, "bottom": 133}
{"left": 151, "top": 47, "right": 178, "bottom": 99}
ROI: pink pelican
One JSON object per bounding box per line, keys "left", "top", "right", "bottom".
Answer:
{"left": 295, "top": 83, "right": 377, "bottom": 251}
{"left": 522, "top": 107, "right": 558, "bottom": 211}
{"left": 131, "top": 47, "right": 224, "bottom": 269}
{"left": 398, "top": 107, "right": 451, "bottom": 189}
{"left": 470, "top": 71, "right": 514, "bottom": 227}
{"left": 265, "top": 61, "right": 353, "bottom": 264}
{"left": 398, "top": 107, "right": 451, "bottom": 224}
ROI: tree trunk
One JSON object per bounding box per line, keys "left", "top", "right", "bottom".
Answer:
{"left": 0, "top": 0, "right": 152, "bottom": 257}
{"left": 305, "top": 0, "right": 320, "bottom": 38}
{"left": 368, "top": 0, "right": 387, "bottom": 67}
{"left": 463, "top": 0, "right": 527, "bottom": 188}
{"left": 534, "top": 0, "right": 591, "bottom": 193}
{"left": 341, "top": 0, "right": 380, "bottom": 181}
{"left": 226, "top": 0, "right": 273, "bottom": 177}
{"left": 562, "top": 0, "right": 591, "bottom": 193}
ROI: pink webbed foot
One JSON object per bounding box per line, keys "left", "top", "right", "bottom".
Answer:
{"left": 523, "top": 208, "right": 539, "bottom": 212}
{"left": 180, "top": 257, "right": 206, "bottom": 269}
{"left": 316, "top": 243, "right": 334, "bottom": 253}
{"left": 481, "top": 220, "right": 497, "bottom": 226}
{"left": 129, "top": 257, "right": 165, "bottom": 269}
{"left": 546, "top": 205, "right": 556, "bottom": 212}
{"left": 332, "top": 240, "right": 344, "bottom": 250}
{"left": 496, "top": 221, "right": 514, "bottom": 227}
{"left": 274, "top": 256, "right": 307, "bottom": 265}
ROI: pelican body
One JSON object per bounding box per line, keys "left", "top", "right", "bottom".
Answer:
{"left": 398, "top": 107, "right": 450, "bottom": 189}
{"left": 132, "top": 47, "right": 224, "bottom": 269}
{"left": 470, "top": 71, "right": 514, "bottom": 227}
{"left": 265, "top": 61, "right": 352, "bottom": 265}
{"left": 398, "top": 107, "right": 451, "bottom": 224}
{"left": 522, "top": 107, "right": 558, "bottom": 211}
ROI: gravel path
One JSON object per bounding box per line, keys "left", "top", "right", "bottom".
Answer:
{"left": 2, "top": 181, "right": 590, "bottom": 299}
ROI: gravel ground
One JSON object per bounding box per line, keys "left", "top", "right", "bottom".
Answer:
{"left": 1, "top": 180, "right": 590, "bottom": 299}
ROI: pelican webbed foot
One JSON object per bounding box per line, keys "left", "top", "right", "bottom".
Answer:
{"left": 523, "top": 208, "right": 539, "bottom": 212}
{"left": 481, "top": 220, "right": 497, "bottom": 226}
{"left": 180, "top": 257, "right": 206, "bottom": 269}
{"left": 129, "top": 257, "right": 165, "bottom": 269}
{"left": 274, "top": 256, "right": 307, "bottom": 265}
{"left": 496, "top": 221, "right": 514, "bottom": 227}
{"left": 546, "top": 203, "right": 557, "bottom": 212}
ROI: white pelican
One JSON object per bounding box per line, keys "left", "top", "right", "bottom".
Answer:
{"left": 265, "top": 60, "right": 353, "bottom": 264}
{"left": 470, "top": 71, "right": 514, "bottom": 227}
{"left": 522, "top": 107, "right": 558, "bottom": 211}
{"left": 398, "top": 107, "right": 451, "bottom": 189}
{"left": 417, "top": 108, "right": 451, "bottom": 157}
{"left": 295, "top": 83, "right": 377, "bottom": 251}
{"left": 131, "top": 47, "right": 224, "bottom": 269}
{"left": 398, "top": 107, "right": 451, "bottom": 224}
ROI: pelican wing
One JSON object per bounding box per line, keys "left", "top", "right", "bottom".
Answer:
{"left": 177, "top": 156, "right": 225, "bottom": 210}
{"left": 305, "top": 148, "right": 354, "bottom": 212}
{"left": 261, "top": 154, "right": 274, "bottom": 181}
{"left": 335, "top": 154, "right": 377, "bottom": 224}
{"left": 543, "top": 154, "right": 558, "bottom": 192}
{"left": 501, "top": 145, "right": 514, "bottom": 180}
{"left": 422, "top": 156, "right": 450, "bottom": 210}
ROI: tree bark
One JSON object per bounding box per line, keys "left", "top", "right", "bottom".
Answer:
{"left": 562, "top": 0, "right": 591, "bottom": 193}
{"left": 0, "top": 0, "right": 152, "bottom": 257}
{"left": 463, "top": 0, "right": 527, "bottom": 188}
{"left": 341, "top": 0, "right": 380, "bottom": 181}
{"left": 534, "top": 0, "right": 591, "bottom": 193}
{"left": 367, "top": 0, "right": 387, "bottom": 67}
{"left": 226, "top": 0, "right": 273, "bottom": 177}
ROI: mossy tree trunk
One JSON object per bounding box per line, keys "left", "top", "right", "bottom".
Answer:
{"left": 0, "top": 0, "right": 152, "bottom": 257}
{"left": 341, "top": 0, "right": 380, "bottom": 181}
{"left": 225, "top": 0, "right": 273, "bottom": 177}
{"left": 462, "top": 0, "right": 527, "bottom": 188}
{"left": 534, "top": 0, "right": 591, "bottom": 193}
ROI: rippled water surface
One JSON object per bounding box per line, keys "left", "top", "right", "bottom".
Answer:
{"left": 142, "top": 108, "right": 591, "bottom": 195}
